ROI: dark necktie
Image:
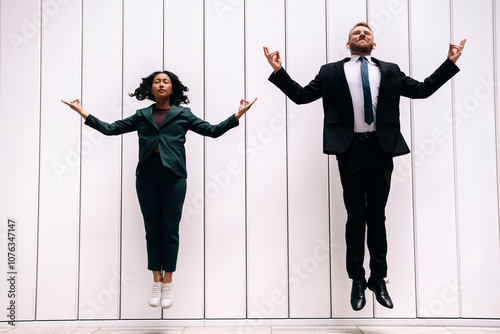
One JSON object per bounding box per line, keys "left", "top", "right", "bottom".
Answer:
{"left": 360, "top": 56, "right": 374, "bottom": 125}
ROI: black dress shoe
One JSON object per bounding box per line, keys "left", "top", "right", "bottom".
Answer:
{"left": 350, "top": 279, "right": 367, "bottom": 311}
{"left": 367, "top": 278, "right": 393, "bottom": 309}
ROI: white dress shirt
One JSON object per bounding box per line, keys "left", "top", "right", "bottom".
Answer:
{"left": 344, "top": 55, "right": 381, "bottom": 133}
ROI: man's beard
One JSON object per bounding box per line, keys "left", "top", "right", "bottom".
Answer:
{"left": 350, "top": 41, "right": 374, "bottom": 54}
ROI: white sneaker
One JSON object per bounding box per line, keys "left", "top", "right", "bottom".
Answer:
{"left": 161, "top": 282, "right": 175, "bottom": 309}
{"left": 148, "top": 282, "right": 162, "bottom": 307}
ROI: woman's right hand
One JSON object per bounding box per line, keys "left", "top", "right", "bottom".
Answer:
{"left": 61, "top": 98, "right": 89, "bottom": 119}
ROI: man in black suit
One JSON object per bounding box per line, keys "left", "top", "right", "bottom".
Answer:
{"left": 264, "top": 22, "right": 465, "bottom": 311}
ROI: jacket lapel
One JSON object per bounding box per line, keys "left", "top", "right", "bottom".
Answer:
{"left": 371, "top": 57, "right": 387, "bottom": 94}
{"left": 140, "top": 104, "right": 182, "bottom": 130}
{"left": 141, "top": 105, "right": 157, "bottom": 129}
{"left": 159, "top": 105, "right": 181, "bottom": 128}
{"left": 335, "top": 57, "right": 351, "bottom": 91}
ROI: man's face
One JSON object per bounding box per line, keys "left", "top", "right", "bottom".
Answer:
{"left": 347, "top": 26, "right": 375, "bottom": 55}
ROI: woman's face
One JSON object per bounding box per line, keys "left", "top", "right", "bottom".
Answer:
{"left": 151, "top": 73, "right": 173, "bottom": 102}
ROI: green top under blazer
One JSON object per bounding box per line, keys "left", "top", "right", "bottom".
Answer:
{"left": 85, "top": 104, "right": 239, "bottom": 178}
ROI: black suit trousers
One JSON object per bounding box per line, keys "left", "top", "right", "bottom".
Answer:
{"left": 337, "top": 134, "right": 394, "bottom": 280}
{"left": 136, "top": 152, "right": 187, "bottom": 272}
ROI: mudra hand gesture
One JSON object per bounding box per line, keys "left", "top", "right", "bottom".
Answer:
{"left": 235, "top": 97, "right": 258, "bottom": 120}
{"left": 448, "top": 39, "right": 466, "bottom": 63}
{"left": 263, "top": 46, "right": 282, "bottom": 73}
{"left": 61, "top": 98, "right": 89, "bottom": 119}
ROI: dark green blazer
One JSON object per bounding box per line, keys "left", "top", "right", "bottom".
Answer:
{"left": 85, "top": 104, "right": 239, "bottom": 177}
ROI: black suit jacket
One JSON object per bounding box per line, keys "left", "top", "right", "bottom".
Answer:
{"left": 85, "top": 104, "right": 239, "bottom": 177}
{"left": 269, "top": 57, "right": 460, "bottom": 157}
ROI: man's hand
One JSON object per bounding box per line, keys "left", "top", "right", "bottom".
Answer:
{"left": 263, "top": 46, "right": 282, "bottom": 73}
{"left": 448, "top": 39, "right": 466, "bottom": 63}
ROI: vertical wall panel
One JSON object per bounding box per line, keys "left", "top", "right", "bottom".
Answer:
{"left": 246, "top": 0, "right": 288, "bottom": 320}
{"left": 327, "top": 0, "right": 375, "bottom": 318}
{"left": 286, "top": 0, "right": 330, "bottom": 318}
{"left": 411, "top": 0, "right": 459, "bottom": 318}
{"left": 453, "top": 0, "right": 500, "bottom": 318}
{"left": 496, "top": 0, "right": 500, "bottom": 318}
{"left": 204, "top": 0, "right": 246, "bottom": 318}
{"left": 163, "top": 0, "right": 205, "bottom": 319}
{"left": 120, "top": 0, "right": 163, "bottom": 319}
{"left": 36, "top": 0, "right": 82, "bottom": 320}
{"left": 369, "top": 0, "right": 416, "bottom": 318}
{"left": 79, "top": 0, "right": 122, "bottom": 320}
{"left": 0, "top": 0, "right": 40, "bottom": 321}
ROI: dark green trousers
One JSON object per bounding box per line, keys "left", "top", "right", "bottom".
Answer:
{"left": 136, "top": 152, "right": 187, "bottom": 272}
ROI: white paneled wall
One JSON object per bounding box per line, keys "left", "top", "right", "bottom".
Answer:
{"left": 411, "top": 0, "right": 459, "bottom": 318}
{"left": 452, "top": 0, "right": 500, "bottom": 318}
{"left": 286, "top": 0, "right": 330, "bottom": 319}
{"left": 246, "top": 0, "right": 288, "bottom": 321}
{"left": 0, "top": 0, "right": 40, "bottom": 321}
{"left": 204, "top": 0, "right": 246, "bottom": 318}
{"left": 79, "top": 0, "right": 122, "bottom": 320}
{"left": 0, "top": 0, "right": 499, "bottom": 325}
{"left": 37, "top": 0, "right": 81, "bottom": 319}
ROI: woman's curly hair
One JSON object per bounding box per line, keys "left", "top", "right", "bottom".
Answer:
{"left": 129, "top": 70, "right": 190, "bottom": 106}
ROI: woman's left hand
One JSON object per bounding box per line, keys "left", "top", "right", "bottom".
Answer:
{"left": 235, "top": 97, "right": 258, "bottom": 120}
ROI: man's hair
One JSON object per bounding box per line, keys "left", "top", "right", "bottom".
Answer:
{"left": 348, "top": 22, "right": 373, "bottom": 41}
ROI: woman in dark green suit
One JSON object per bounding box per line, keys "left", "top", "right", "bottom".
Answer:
{"left": 62, "top": 70, "right": 256, "bottom": 309}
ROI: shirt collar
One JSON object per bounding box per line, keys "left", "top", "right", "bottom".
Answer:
{"left": 350, "top": 54, "right": 373, "bottom": 62}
